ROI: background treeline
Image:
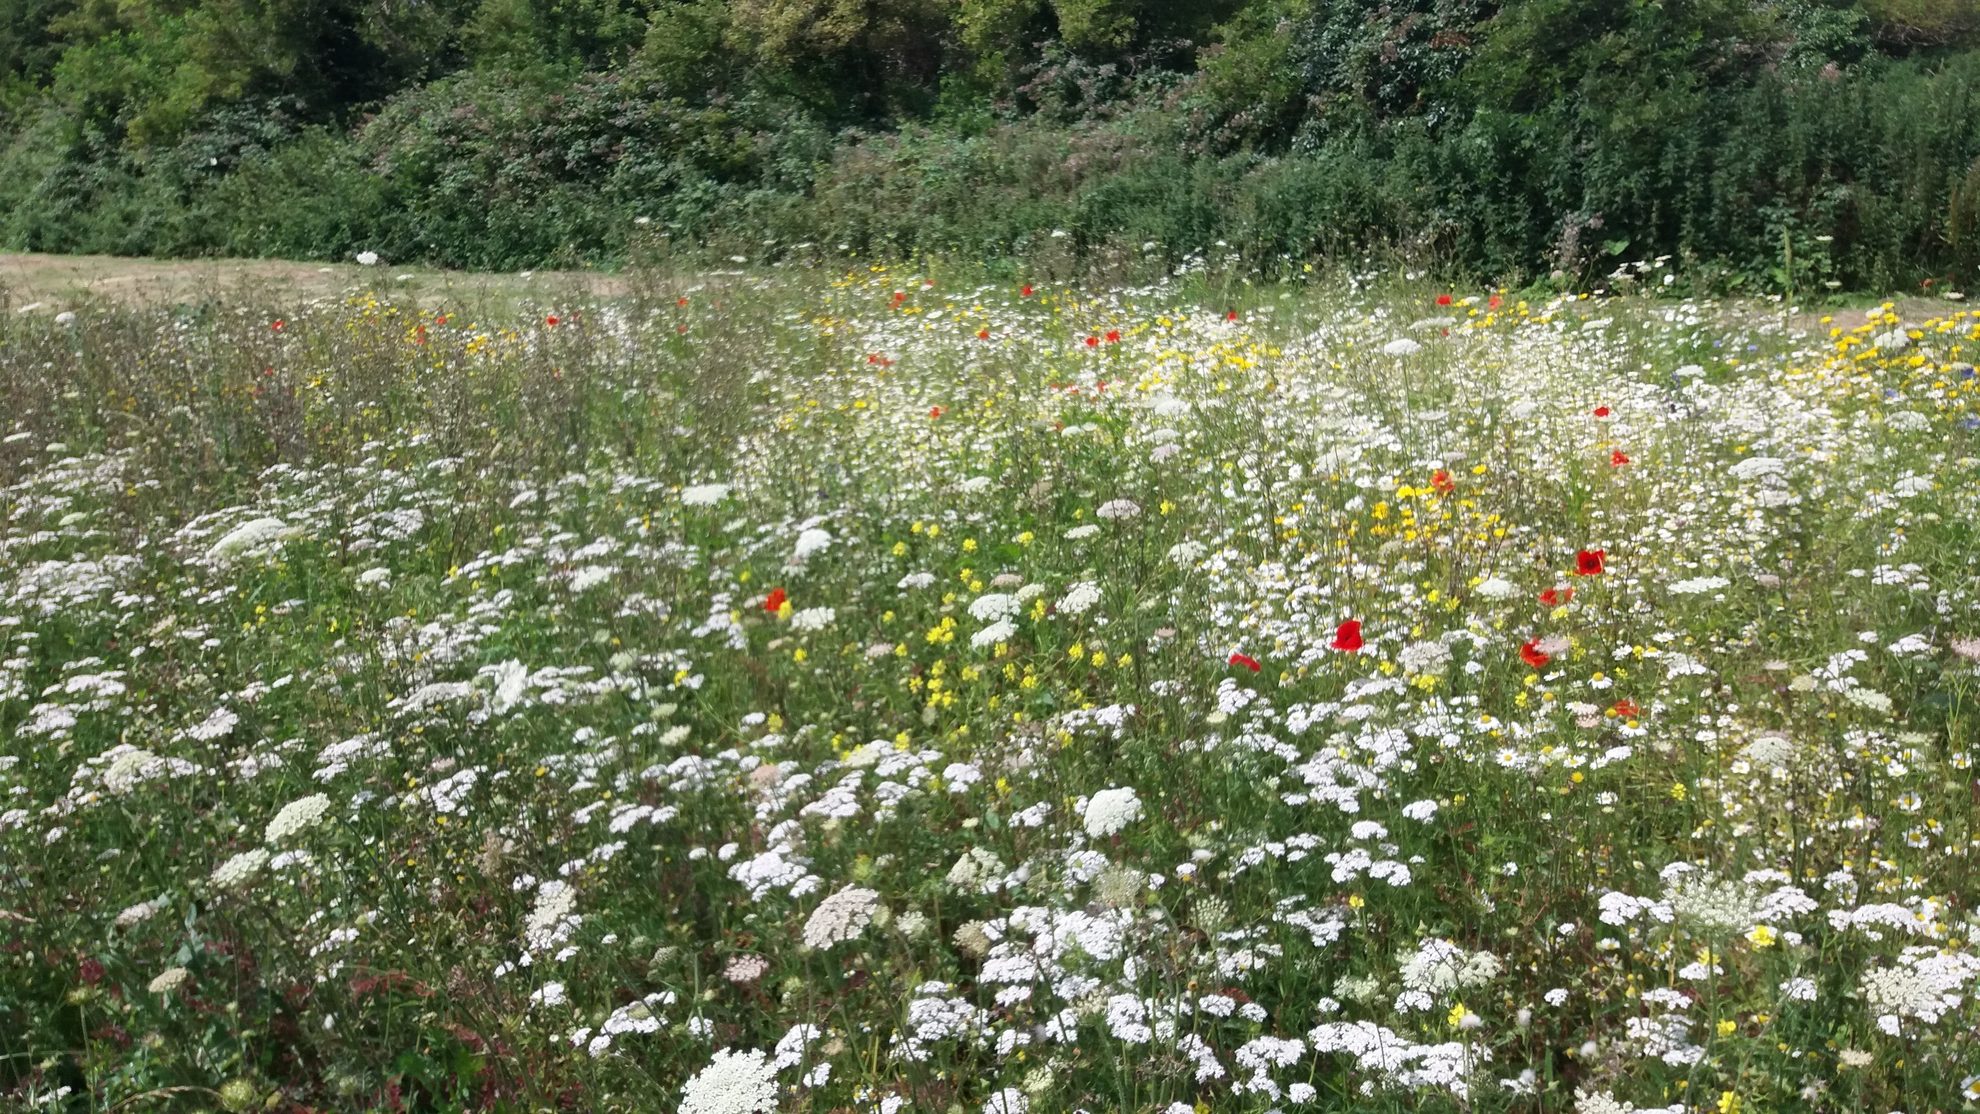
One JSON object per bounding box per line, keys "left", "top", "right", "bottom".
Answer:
{"left": 5, "top": 0, "right": 1980, "bottom": 288}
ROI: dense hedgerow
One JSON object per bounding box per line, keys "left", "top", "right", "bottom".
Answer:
{"left": 1, "top": 262, "right": 1978, "bottom": 1111}
{"left": 3, "top": 0, "right": 1980, "bottom": 286}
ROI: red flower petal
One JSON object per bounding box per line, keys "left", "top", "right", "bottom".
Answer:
{"left": 1331, "top": 620, "right": 1364, "bottom": 652}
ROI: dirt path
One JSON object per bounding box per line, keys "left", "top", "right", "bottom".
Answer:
{"left": 3, "top": 251, "right": 1964, "bottom": 328}
{"left": 0, "top": 252, "right": 629, "bottom": 314}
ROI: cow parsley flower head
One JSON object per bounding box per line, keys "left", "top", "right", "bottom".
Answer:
{"left": 792, "top": 527, "right": 835, "bottom": 563}
{"left": 209, "top": 848, "right": 270, "bottom": 891}
{"left": 724, "top": 954, "right": 769, "bottom": 984}
{"left": 265, "top": 794, "right": 332, "bottom": 843}
{"left": 1167, "top": 541, "right": 1207, "bottom": 565}
{"left": 1058, "top": 582, "right": 1102, "bottom": 616}
{"left": 1400, "top": 640, "right": 1453, "bottom": 674}
{"left": 1667, "top": 871, "right": 1764, "bottom": 933}
{"left": 116, "top": 896, "right": 171, "bottom": 928}
{"left": 1083, "top": 786, "right": 1144, "bottom": 838}
{"left": 681, "top": 484, "right": 731, "bottom": 507}
{"left": 205, "top": 517, "right": 295, "bottom": 563}
{"left": 679, "top": 1048, "right": 777, "bottom": 1114}
{"left": 803, "top": 886, "right": 880, "bottom": 949}
{"left": 968, "top": 593, "right": 1020, "bottom": 622}
{"left": 789, "top": 607, "right": 835, "bottom": 632}
{"left": 971, "top": 620, "right": 1016, "bottom": 650}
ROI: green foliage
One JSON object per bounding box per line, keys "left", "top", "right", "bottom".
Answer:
{"left": 0, "top": 0, "right": 1978, "bottom": 291}
{"left": 1295, "top": 0, "right": 1493, "bottom": 125}
{"left": 1863, "top": 0, "right": 1980, "bottom": 48}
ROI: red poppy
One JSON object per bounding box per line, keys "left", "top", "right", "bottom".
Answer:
{"left": 1520, "top": 638, "right": 1551, "bottom": 669}
{"left": 1436, "top": 294, "right": 1454, "bottom": 307}
{"left": 977, "top": 328, "right": 989, "bottom": 340}
{"left": 1430, "top": 469, "right": 1455, "bottom": 495}
{"left": 1574, "top": 549, "right": 1606, "bottom": 577}
{"left": 1085, "top": 336, "right": 1099, "bottom": 348}
{"left": 676, "top": 297, "right": 689, "bottom": 308}
{"left": 1105, "top": 330, "right": 1121, "bottom": 344}
{"left": 1226, "top": 310, "right": 1239, "bottom": 321}
{"left": 929, "top": 406, "right": 943, "bottom": 419}
{"left": 1610, "top": 449, "right": 1631, "bottom": 466}
{"left": 1610, "top": 698, "right": 1641, "bottom": 718}
{"left": 545, "top": 315, "right": 560, "bottom": 326}
{"left": 891, "top": 291, "right": 907, "bottom": 304}
{"left": 1488, "top": 294, "right": 1503, "bottom": 310}
{"left": 1331, "top": 620, "right": 1364, "bottom": 652}
{"left": 923, "top": 278, "right": 935, "bottom": 287}
{"left": 271, "top": 319, "right": 285, "bottom": 332}
{"left": 1592, "top": 405, "right": 1611, "bottom": 419}
{"left": 435, "top": 314, "right": 448, "bottom": 325}
{"left": 1538, "top": 586, "right": 1574, "bottom": 607}
{"left": 1020, "top": 284, "right": 1034, "bottom": 298}
{"left": 763, "top": 587, "right": 787, "bottom": 614}
{"left": 1228, "top": 651, "right": 1261, "bottom": 672}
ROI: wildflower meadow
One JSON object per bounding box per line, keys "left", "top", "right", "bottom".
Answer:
{"left": 1, "top": 264, "right": 1977, "bottom": 1113}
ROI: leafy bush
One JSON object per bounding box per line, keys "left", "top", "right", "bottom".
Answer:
{"left": 3, "top": 0, "right": 1980, "bottom": 290}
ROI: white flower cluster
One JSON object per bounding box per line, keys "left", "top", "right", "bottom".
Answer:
{"left": 209, "top": 848, "right": 270, "bottom": 891}
{"left": 1082, "top": 786, "right": 1144, "bottom": 838}
{"left": 1861, "top": 947, "right": 1980, "bottom": 1034}
{"left": 789, "top": 607, "right": 835, "bottom": 632}
{"left": 803, "top": 885, "right": 880, "bottom": 949}
{"left": 264, "top": 793, "right": 332, "bottom": 843}
{"left": 1057, "top": 581, "right": 1102, "bottom": 616}
{"left": 679, "top": 1048, "right": 777, "bottom": 1114}
{"left": 680, "top": 483, "right": 731, "bottom": 507}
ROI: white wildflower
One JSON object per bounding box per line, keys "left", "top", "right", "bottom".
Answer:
{"left": 1083, "top": 787, "right": 1144, "bottom": 839}
{"left": 264, "top": 794, "right": 332, "bottom": 843}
